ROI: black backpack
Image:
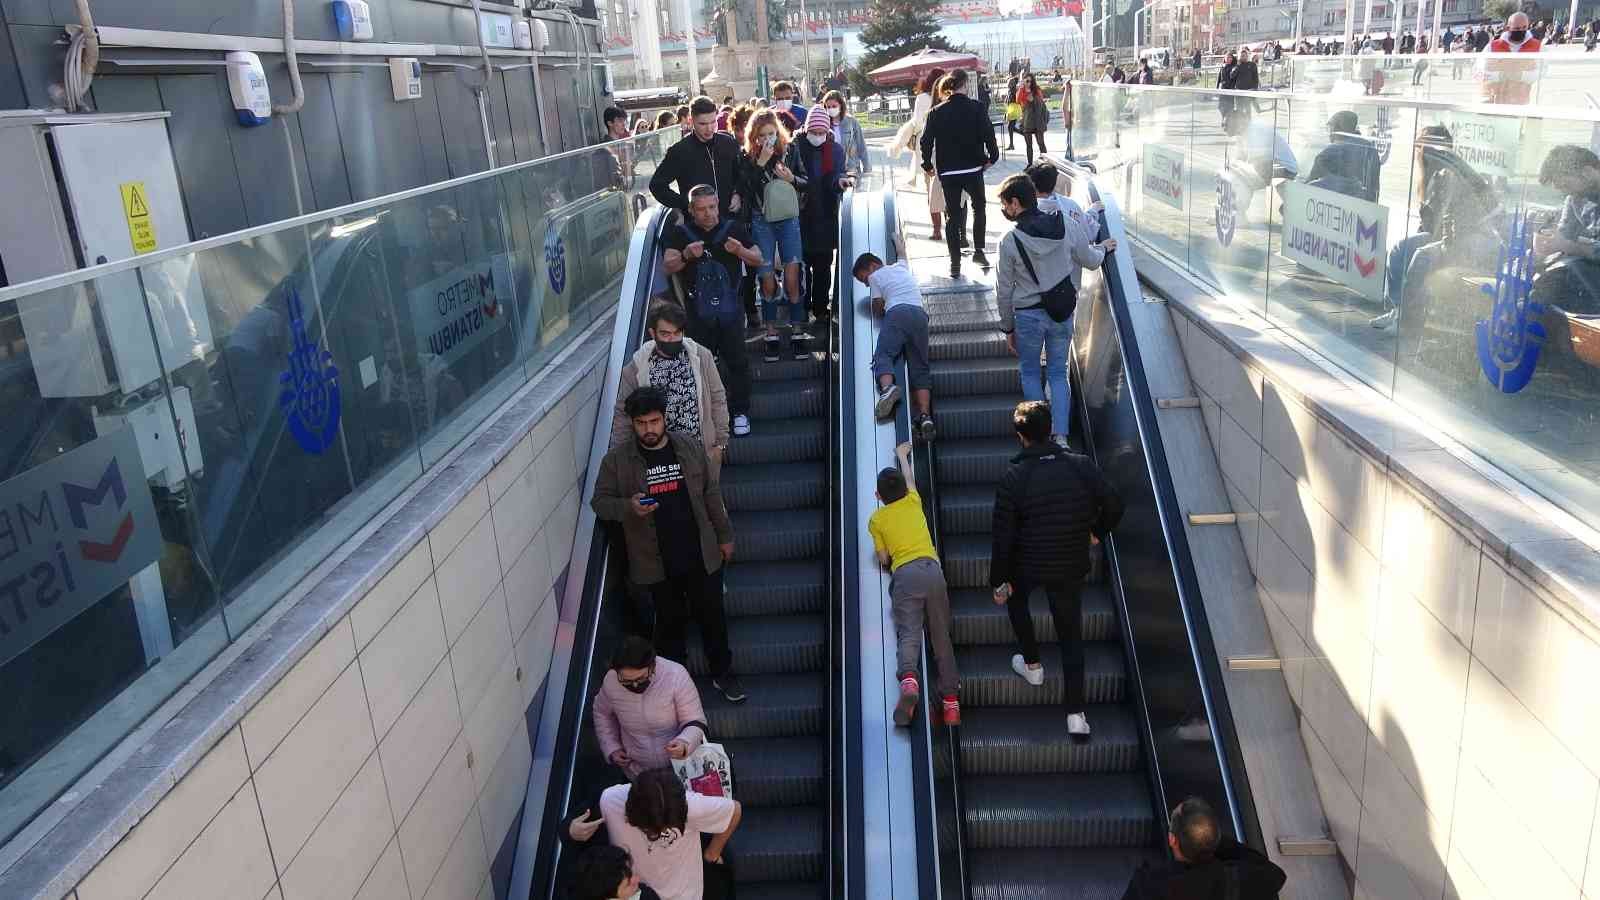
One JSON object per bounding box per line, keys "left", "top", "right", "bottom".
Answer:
{"left": 1013, "top": 238, "right": 1078, "bottom": 324}
{"left": 680, "top": 221, "right": 741, "bottom": 321}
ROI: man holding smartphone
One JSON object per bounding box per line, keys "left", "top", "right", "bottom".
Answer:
{"left": 593, "top": 387, "right": 746, "bottom": 703}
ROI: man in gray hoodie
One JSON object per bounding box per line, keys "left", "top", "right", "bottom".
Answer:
{"left": 994, "top": 174, "right": 1116, "bottom": 443}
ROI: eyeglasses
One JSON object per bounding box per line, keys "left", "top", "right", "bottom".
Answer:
{"left": 618, "top": 669, "right": 654, "bottom": 688}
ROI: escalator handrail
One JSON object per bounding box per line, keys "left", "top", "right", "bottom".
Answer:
{"left": 833, "top": 187, "right": 864, "bottom": 899}
{"left": 1064, "top": 162, "right": 1261, "bottom": 849}
{"left": 518, "top": 204, "right": 674, "bottom": 900}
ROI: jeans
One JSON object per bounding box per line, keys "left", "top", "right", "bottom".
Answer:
{"left": 687, "top": 311, "right": 751, "bottom": 416}
{"left": 649, "top": 567, "right": 732, "bottom": 677}
{"left": 890, "top": 558, "right": 960, "bottom": 697}
{"left": 750, "top": 212, "right": 803, "bottom": 275}
{"left": 871, "top": 305, "right": 931, "bottom": 389}
{"left": 1006, "top": 577, "right": 1086, "bottom": 709}
{"left": 1385, "top": 231, "right": 1433, "bottom": 312}
{"left": 1015, "top": 307, "right": 1074, "bottom": 435}
{"left": 940, "top": 172, "right": 987, "bottom": 265}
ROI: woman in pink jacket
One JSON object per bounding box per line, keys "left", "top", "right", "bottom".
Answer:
{"left": 592, "top": 637, "right": 708, "bottom": 780}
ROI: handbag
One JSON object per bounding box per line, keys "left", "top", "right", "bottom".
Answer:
{"left": 762, "top": 176, "right": 800, "bottom": 223}
{"left": 1014, "top": 239, "right": 1078, "bottom": 324}
{"left": 1005, "top": 101, "right": 1023, "bottom": 121}
{"left": 671, "top": 721, "right": 735, "bottom": 798}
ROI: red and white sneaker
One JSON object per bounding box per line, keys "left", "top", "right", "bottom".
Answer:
{"left": 894, "top": 675, "right": 920, "bottom": 726}
{"left": 942, "top": 695, "right": 961, "bottom": 727}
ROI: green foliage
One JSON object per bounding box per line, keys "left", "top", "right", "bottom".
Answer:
{"left": 857, "top": 0, "right": 959, "bottom": 81}
{"left": 1481, "top": 0, "right": 1518, "bottom": 20}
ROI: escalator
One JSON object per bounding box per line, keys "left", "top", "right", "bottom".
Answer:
{"left": 864, "top": 170, "right": 1264, "bottom": 898}
{"left": 524, "top": 202, "right": 857, "bottom": 899}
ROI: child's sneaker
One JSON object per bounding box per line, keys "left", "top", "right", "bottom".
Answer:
{"left": 894, "top": 675, "right": 920, "bottom": 726}
{"left": 1012, "top": 654, "right": 1045, "bottom": 686}
{"left": 763, "top": 335, "right": 781, "bottom": 363}
{"left": 942, "top": 695, "right": 961, "bottom": 727}
{"left": 914, "top": 414, "right": 937, "bottom": 442}
{"left": 874, "top": 384, "right": 902, "bottom": 420}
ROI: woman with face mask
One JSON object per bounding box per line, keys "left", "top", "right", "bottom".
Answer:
{"left": 739, "top": 108, "right": 811, "bottom": 361}
{"left": 592, "top": 636, "right": 709, "bottom": 781}
{"left": 821, "top": 89, "right": 869, "bottom": 175}
{"left": 795, "top": 105, "right": 857, "bottom": 322}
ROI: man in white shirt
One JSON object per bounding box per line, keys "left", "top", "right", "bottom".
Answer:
{"left": 853, "top": 253, "right": 936, "bottom": 440}
{"left": 600, "top": 768, "right": 740, "bottom": 900}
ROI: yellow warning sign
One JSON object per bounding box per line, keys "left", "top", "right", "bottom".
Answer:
{"left": 120, "top": 181, "right": 157, "bottom": 255}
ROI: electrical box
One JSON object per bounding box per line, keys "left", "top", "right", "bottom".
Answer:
{"left": 530, "top": 19, "right": 550, "bottom": 50}
{"left": 389, "top": 58, "right": 422, "bottom": 100}
{"left": 92, "top": 385, "right": 203, "bottom": 485}
{"left": 0, "top": 112, "right": 212, "bottom": 399}
{"left": 332, "top": 0, "right": 374, "bottom": 41}
{"left": 479, "top": 11, "right": 515, "bottom": 47}
{"left": 513, "top": 20, "right": 533, "bottom": 49}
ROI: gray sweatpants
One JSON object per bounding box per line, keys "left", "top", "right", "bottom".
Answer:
{"left": 890, "top": 557, "right": 960, "bottom": 697}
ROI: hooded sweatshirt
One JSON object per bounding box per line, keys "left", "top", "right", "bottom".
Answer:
{"left": 995, "top": 206, "right": 1106, "bottom": 332}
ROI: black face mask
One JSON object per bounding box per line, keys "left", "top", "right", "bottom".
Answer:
{"left": 1509, "top": 29, "right": 1527, "bottom": 41}
{"left": 656, "top": 339, "right": 685, "bottom": 358}
{"left": 623, "top": 677, "right": 652, "bottom": 694}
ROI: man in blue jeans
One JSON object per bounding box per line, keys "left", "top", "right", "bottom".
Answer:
{"left": 995, "top": 174, "right": 1115, "bottom": 444}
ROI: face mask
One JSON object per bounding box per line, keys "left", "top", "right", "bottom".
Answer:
{"left": 775, "top": 98, "right": 792, "bottom": 111}
{"left": 655, "top": 339, "right": 684, "bottom": 358}
{"left": 1509, "top": 29, "right": 1527, "bottom": 40}
{"left": 807, "top": 133, "right": 826, "bottom": 146}
{"left": 621, "top": 892, "right": 642, "bottom": 900}
{"left": 623, "top": 677, "right": 652, "bottom": 694}
{"left": 826, "top": 106, "right": 841, "bottom": 118}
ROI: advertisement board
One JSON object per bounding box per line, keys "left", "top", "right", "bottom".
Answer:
{"left": 1434, "top": 112, "right": 1522, "bottom": 180}
{"left": 1280, "top": 181, "right": 1388, "bottom": 301}
{"left": 1142, "top": 143, "right": 1187, "bottom": 211}
{"left": 407, "top": 254, "right": 515, "bottom": 367}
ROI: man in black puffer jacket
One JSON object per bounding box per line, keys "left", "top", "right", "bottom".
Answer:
{"left": 649, "top": 95, "right": 744, "bottom": 218}
{"left": 919, "top": 68, "right": 1000, "bottom": 279}
{"left": 989, "top": 400, "right": 1123, "bottom": 737}
{"left": 1122, "top": 797, "right": 1287, "bottom": 900}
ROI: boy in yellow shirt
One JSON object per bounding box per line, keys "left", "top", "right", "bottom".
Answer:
{"left": 868, "top": 441, "right": 961, "bottom": 726}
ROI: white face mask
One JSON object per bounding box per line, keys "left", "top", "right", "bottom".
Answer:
{"left": 826, "top": 105, "right": 841, "bottom": 118}
{"left": 807, "top": 133, "right": 826, "bottom": 146}
{"left": 775, "top": 98, "right": 792, "bottom": 111}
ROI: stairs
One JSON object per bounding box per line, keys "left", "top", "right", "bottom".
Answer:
{"left": 922, "top": 286, "right": 1160, "bottom": 897}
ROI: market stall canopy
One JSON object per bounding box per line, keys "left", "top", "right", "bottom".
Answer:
{"left": 867, "top": 48, "right": 986, "bottom": 87}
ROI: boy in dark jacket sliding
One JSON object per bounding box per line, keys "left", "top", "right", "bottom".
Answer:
{"left": 990, "top": 400, "right": 1123, "bottom": 736}
{"left": 1122, "top": 797, "right": 1288, "bottom": 900}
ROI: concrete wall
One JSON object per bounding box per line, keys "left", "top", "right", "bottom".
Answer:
{"left": 53, "top": 359, "right": 606, "bottom": 900}
{"left": 1173, "top": 300, "right": 1600, "bottom": 900}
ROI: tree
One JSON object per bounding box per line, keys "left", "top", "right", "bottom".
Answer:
{"left": 1481, "top": 0, "right": 1517, "bottom": 19}
{"left": 857, "top": 0, "right": 958, "bottom": 85}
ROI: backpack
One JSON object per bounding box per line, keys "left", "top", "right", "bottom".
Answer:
{"left": 680, "top": 222, "right": 742, "bottom": 321}
{"left": 762, "top": 175, "right": 800, "bottom": 222}
{"left": 1013, "top": 237, "right": 1078, "bottom": 324}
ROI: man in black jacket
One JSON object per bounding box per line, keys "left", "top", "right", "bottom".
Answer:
{"left": 989, "top": 400, "right": 1123, "bottom": 736}
{"left": 649, "top": 95, "right": 744, "bottom": 218}
{"left": 919, "top": 68, "right": 1000, "bottom": 280}
{"left": 1121, "top": 797, "right": 1288, "bottom": 900}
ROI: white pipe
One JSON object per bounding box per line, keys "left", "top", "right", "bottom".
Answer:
{"left": 272, "top": 0, "right": 305, "bottom": 115}
{"left": 63, "top": 0, "right": 99, "bottom": 111}
{"left": 469, "top": 0, "right": 499, "bottom": 168}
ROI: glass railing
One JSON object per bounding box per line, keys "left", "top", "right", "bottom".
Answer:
{"left": 0, "top": 127, "right": 677, "bottom": 847}
{"left": 1283, "top": 51, "right": 1600, "bottom": 110}
{"left": 1072, "top": 80, "right": 1600, "bottom": 534}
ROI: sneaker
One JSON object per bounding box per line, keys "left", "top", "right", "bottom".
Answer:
{"left": 874, "top": 384, "right": 902, "bottom": 420}
{"left": 763, "top": 335, "right": 780, "bottom": 363}
{"left": 1067, "top": 711, "right": 1092, "bottom": 736}
{"left": 1011, "top": 654, "right": 1045, "bottom": 686}
{"left": 914, "top": 414, "right": 937, "bottom": 442}
{"left": 971, "top": 250, "right": 990, "bottom": 269}
{"left": 712, "top": 673, "right": 748, "bottom": 703}
{"left": 732, "top": 414, "right": 751, "bottom": 436}
{"left": 942, "top": 695, "right": 961, "bottom": 727}
{"left": 791, "top": 334, "right": 811, "bottom": 359}
{"left": 1370, "top": 308, "right": 1399, "bottom": 330}
{"left": 893, "top": 676, "right": 920, "bottom": 726}
{"left": 1051, "top": 433, "right": 1070, "bottom": 450}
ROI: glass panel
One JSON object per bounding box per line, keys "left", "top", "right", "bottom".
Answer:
{"left": 0, "top": 276, "right": 225, "bottom": 844}
{"left": 1133, "top": 86, "right": 1196, "bottom": 268}
{"left": 1186, "top": 89, "right": 1274, "bottom": 316}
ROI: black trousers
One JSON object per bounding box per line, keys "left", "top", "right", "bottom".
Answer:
{"left": 805, "top": 249, "right": 834, "bottom": 321}
{"left": 688, "top": 312, "right": 751, "bottom": 416}
{"left": 650, "top": 567, "right": 732, "bottom": 677}
{"left": 940, "top": 172, "right": 987, "bottom": 265}
{"left": 1022, "top": 131, "right": 1047, "bottom": 166}
{"left": 1005, "top": 577, "right": 1086, "bottom": 709}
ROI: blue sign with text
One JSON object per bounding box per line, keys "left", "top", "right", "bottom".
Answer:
{"left": 1475, "top": 211, "right": 1545, "bottom": 394}
{"left": 278, "top": 289, "right": 342, "bottom": 454}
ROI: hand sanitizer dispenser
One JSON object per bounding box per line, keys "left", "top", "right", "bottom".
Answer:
{"left": 332, "top": 0, "right": 374, "bottom": 41}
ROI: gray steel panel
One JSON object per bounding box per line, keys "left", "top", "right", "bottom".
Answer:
{"left": 486, "top": 72, "right": 515, "bottom": 167}
{"left": 0, "top": 20, "right": 27, "bottom": 108}
{"left": 295, "top": 73, "right": 354, "bottom": 211}
{"left": 155, "top": 74, "right": 248, "bottom": 239}
{"left": 229, "top": 66, "right": 318, "bottom": 225}
{"left": 502, "top": 70, "right": 542, "bottom": 163}
{"left": 330, "top": 70, "right": 427, "bottom": 200}
{"left": 46, "top": 0, "right": 342, "bottom": 42}
{"left": 1, "top": 0, "right": 53, "bottom": 27}
{"left": 433, "top": 71, "right": 489, "bottom": 177}
{"left": 411, "top": 76, "right": 451, "bottom": 185}
{"left": 89, "top": 74, "right": 162, "bottom": 114}
{"left": 10, "top": 24, "right": 66, "bottom": 108}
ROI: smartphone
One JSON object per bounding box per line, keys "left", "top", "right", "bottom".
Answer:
{"left": 638, "top": 496, "right": 658, "bottom": 507}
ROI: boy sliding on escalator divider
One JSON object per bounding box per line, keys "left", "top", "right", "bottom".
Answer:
{"left": 869, "top": 441, "right": 961, "bottom": 727}
{"left": 853, "top": 252, "right": 936, "bottom": 442}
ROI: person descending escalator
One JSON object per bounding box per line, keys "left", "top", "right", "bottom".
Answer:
{"left": 989, "top": 400, "right": 1124, "bottom": 737}
{"left": 592, "top": 636, "right": 709, "bottom": 780}
{"left": 599, "top": 768, "right": 741, "bottom": 900}
{"left": 649, "top": 96, "right": 744, "bottom": 220}
{"left": 796, "top": 106, "right": 856, "bottom": 323}
{"left": 1120, "top": 797, "right": 1287, "bottom": 900}
{"left": 609, "top": 302, "right": 730, "bottom": 477}
{"left": 569, "top": 846, "right": 663, "bottom": 900}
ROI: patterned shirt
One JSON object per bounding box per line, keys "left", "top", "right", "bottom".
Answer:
{"left": 649, "top": 350, "right": 702, "bottom": 438}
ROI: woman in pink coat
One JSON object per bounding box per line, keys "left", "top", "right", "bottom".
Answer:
{"left": 592, "top": 637, "right": 708, "bottom": 780}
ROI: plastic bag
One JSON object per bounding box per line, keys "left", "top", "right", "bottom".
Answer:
{"left": 672, "top": 741, "right": 734, "bottom": 798}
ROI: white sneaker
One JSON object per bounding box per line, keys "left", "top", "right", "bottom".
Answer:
{"left": 874, "top": 384, "right": 902, "bottom": 420}
{"left": 732, "top": 415, "right": 751, "bottom": 436}
{"left": 1067, "top": 712, "right": 1091, "bottom": 736}
{"left": 1011, "top": 654, "right": 1044, "bottom": 686}
{"left": 1370, "top": 308, "right": 1399, "bottom": 330}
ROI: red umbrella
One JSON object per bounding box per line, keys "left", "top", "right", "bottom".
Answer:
{"left": 867, "top": 48, "right": 986, "bottom": 87}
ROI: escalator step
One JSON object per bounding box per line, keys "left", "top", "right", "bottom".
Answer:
{"left": 696, "top": 672, "right": 823, "bottom": 739}
{"left": 938, "top": 483, "right": 996, "bottom": 535}
{"left": 721, "top": 736, "right": 824, "bottom": 806}
{"left": 933, "top": 394, "right": 1020, "bottom": 440}
{"left": 729, "top": 883, "right": 826, "bottom": 900}
{"left": 749, "top": 378, "right": 826, "bottom": 420}
{"left": 949, "top": 586, "right": 1116, "bottom": 644}
{"left": 724, "top": 560, "right": 826, "bottom": 616}
{"left": 925, "top": 292, "right": 997, "bottom": 317}
{"left": 726, "top": 419, "right": 825, "bottom": 465}
{"left": 686, "top": 614, "right": 825, "bottom": 676}
{"left": 940, "top": 533, "right": 994, "bottom": 589}
{"left": 957, "top": 704, "right": 1141, "bottom": 775}
{"left": 930, "top": 357, "right": 1022, "bottom": 397}
{"left": 720, "top": 462, "right": 826, "bottom": 512}
{"left": 963, "top": 773, "right": 1154, "bottom": 849}
{"left": 931, "top": 331, "right": 1010, "bottom": 361}
{"left": 968, "top": 848, "right": 1163, "bottom": 900}
{"left": 955, "top": 643, "right": 1127, "bottom": 707}
{"left": 927, "top": 307, "right": 1003, "bottom": 334}
{"left": 934, "top": 437, "right": 1019, "bottom": 485}
{"left": 750, "top": 356, "right": 826, "bottom": 382}
{"left": 731, "top": 806, "right": 825, "bottom": 883}
{"left": 729, "top": 509, "right": 825, "bottom": 561}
